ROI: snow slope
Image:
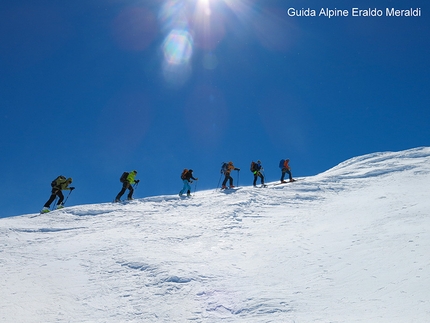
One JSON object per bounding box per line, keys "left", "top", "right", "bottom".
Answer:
{"left": 1, "top": 147, "right": 430, "bottom": 323}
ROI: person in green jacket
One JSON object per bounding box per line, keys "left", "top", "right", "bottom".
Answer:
{"left": 115, "top": 170, "right": 139, "bottom": 202}
{"left": 41, "top": 176, "right": 75, "bottom": 213}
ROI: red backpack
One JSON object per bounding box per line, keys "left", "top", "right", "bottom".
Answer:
{"left": 181, "top": 169, "right": 188, "bottom": 180}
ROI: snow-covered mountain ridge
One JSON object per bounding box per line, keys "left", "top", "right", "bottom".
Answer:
{"left": 1, "top": 147, "right": 430, "bottom": 322}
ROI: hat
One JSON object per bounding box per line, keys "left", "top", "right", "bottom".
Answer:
{"left": 132, "top": 170, "right": 138, "bottom": 174}
{"left": 189, "top": 169, "right": 193, "bottom": 172}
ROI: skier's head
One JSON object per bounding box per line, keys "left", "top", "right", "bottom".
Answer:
{"left": 228, "top": 161, "right": 233, "bottom": 165}
{"left": 189, "top": 169, "right": 193, "bottom": 173}
{"left": 66, "top": 178, "right": 73, "bottom": 183}
{"left": 132, "top": 170, "right": 137, "bottom": 174}
{"left": 257, "top": 160, "right": 261, "bottom": 164}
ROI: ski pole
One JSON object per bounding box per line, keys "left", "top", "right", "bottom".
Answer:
{"left": 63, "top": 189, "right": 74, "bottom": 206}
{"left": 237, "top": 169, "right": 240, "bottom": 187}
{"left": 216, "top": 173, "right": 222, "bottom": 191}
{"left": 193, "top": 181, "right": 197, "bottom": 195}
{"left": 51, "top": 196, "right": 59, "bottom": 210}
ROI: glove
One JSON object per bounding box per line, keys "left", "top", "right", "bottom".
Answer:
{"left": 237, "top": 168, "right": 241, "bottom": 171}
{"left": 70, "top": 187, "right": 75, "bottom": 190}
{"left": 135, "top": 180, "right": 140, "bottom": 183}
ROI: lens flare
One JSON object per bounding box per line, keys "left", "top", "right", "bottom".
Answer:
{"left": 158, "top": 0, "right": 188, "bottom": 33}
{"left": 162, "top": 29, "right": 193, "bottom": 65}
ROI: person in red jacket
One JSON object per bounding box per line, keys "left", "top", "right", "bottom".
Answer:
{"left": 280, "top": 159, "right": 294, "bottom": 183}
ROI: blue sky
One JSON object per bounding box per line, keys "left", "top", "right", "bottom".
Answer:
{"left": 1, "top": 0, "right": 429, "bottom": 217}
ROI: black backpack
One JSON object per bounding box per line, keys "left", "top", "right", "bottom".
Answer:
{"left": 120, "top": 172, "right": 129, "bottom": 183}
{"left": 221, "top": 162, "right": 228, "bottom": 174}
{"left": 250, "top": 161, "right": 257, "bottom": 172}
{"left": 51, "top": 175, "right": 66, "bottom": 187}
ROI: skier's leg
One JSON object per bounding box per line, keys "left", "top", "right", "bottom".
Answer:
{"left": 127, "top": 184, "right": 134, "bottom": 199}
{"left": 44, "top": 192, "right": 57, "bottom": 208}
{"left": 57, "top": 190, "right": 65, "bottom": 205}
{"left": 116, "top": 183, "right": 128, "bottom": 201}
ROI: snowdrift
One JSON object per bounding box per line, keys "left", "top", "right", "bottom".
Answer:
{"left": 1, "top": 147, "right": 430, "bottom": 322}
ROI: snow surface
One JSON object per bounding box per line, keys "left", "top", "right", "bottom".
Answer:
{"left": 1, "top": 147, "right": 430, "bottom": 323}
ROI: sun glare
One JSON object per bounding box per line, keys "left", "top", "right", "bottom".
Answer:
{"left": 157, "top": 0, "right": 265, "bottom": 86}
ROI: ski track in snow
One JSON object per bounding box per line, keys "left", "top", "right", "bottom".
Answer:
{"left": 1, "top": 147, "right": 430, "bottom": 322}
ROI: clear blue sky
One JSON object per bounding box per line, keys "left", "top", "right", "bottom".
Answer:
{"left": 1, "top": 0, "right": 429, "bottom": 217}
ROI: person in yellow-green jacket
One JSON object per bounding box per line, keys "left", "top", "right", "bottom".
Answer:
{"left": 115, "top": 170, "right": 139, "bottom": 202}
{"left": 41, "top": 176, "right": 75, "bottom": 213}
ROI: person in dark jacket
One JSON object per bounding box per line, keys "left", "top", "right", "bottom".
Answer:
{"left": 179, "top": 169, "right": 198, "bottom": 197}
{"left": 41, "top": 176, "right": 75, "bottom": 213}
{"left": 251, "top": 160, "right": 265, "bottom": 187}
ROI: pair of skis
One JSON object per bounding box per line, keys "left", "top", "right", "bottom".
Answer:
{"left": 257, "top": 178, "right": 302, "bottom": 188}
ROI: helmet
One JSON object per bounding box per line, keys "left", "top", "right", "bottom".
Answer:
{"left": 132, "top": 170, "right": 138, "bottom": 174}
{"left": 189, "top": 169, "right": 193, "bottom": 172}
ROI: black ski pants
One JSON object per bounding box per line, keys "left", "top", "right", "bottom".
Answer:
{"left": 253, "top": 172, "right": 264, "bottom": 186}
{"left": 116, "top": 182, "right": 134, "bottom": 200}
{"left": 222, "top": 174, "right": 233, "bottom": 187}
{"left": 44, "top": 188, "right": 64, "bottom": 208}
{"left": 281, "top": 168, "right": 292, "bottom": 182}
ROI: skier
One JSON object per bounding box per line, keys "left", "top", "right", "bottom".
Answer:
{"left": 41, "top": 176, "right": 74, "bottom": 213}
{"left": 179, "top": 169, "right": 198, "bottom": 197}
{"left": 280, "top": 158, "right": 294, "bottom": 183}
{"left": 115, "top": 170, "right": 139, "bottom": 202}
{"left": 221, "top": 161, "right": 240, "bottom": 189}
{"left": 251, "top": 160, "right": 265, "bottom": 187}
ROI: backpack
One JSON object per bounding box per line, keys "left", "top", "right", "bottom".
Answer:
{"left": 279, "top": 159, "right": 285, "bottom": 169}
{"left": 250, "top": 161, "right": 257, "bottom": 172}
{"left": 120, "top": 172, "right": 129, "bottom": 183}
{"left": 221, "top": 162, "right": 228, "bottom": 174}
{"left": 51, "top": 175, "right": 66, "bottom": 187}
{"left": 181, "top": 169, "right": 188, "bottom": 180}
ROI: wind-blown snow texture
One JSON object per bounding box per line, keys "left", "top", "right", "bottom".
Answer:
{"left": 1, "top": 147, "right": 430, "bottom": 322}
